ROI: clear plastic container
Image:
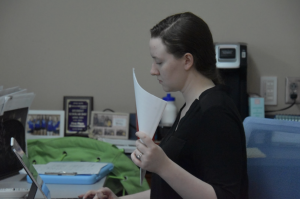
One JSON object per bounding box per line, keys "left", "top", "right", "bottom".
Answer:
{"left": 161, "top": 93, "right": 177, "bottom": 126}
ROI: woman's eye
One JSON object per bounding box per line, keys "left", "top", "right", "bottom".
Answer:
{"left": 156, "top": 62, "right": 162, "bottom": 66}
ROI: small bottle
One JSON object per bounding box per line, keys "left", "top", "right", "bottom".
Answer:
{"left": 161, "top": 93, "right": 177, "bottom": 126}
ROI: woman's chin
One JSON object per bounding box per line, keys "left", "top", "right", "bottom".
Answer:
{"left": 162, "top": 86, "right": 175, "bottom": 93}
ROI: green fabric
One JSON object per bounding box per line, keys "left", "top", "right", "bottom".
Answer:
{"left": 27, "top": 137, "right": 149, "bottom": 195}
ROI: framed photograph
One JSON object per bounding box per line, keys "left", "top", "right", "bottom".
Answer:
{"left": 26, "top": 110, "right": 65, "bottom": 140}
{"left": 89, "top": 111, "right": 129, "bottom": 140}
{"left": 63, "top": 96, "right": 93, "bottom": 136}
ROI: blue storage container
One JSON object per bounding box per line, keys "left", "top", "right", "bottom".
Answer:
{"left": 244, "top": 117, "right": 300, "bottom": 199}
{"left": 27, "top": 163, "right": 114, "bottom": 185}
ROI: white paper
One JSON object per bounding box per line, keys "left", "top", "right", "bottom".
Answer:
{"left": 133, "top": 68, "right": 167, "bottom": 185}
{"left": 33, "top": 162, "right": 108, "bottom": 175}
{"left": 0, "top": 86, "right": 22, "bottom": 96}
{"left": 0, "top": 92, "right": 35, "bottom": 116}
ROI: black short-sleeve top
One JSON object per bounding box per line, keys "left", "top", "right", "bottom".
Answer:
{"left": 150, "top": 85, "right": 248, "bottom": 199}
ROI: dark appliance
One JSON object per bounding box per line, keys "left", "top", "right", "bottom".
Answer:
{"left": 215, "top": 43, "right": 248, "bottom": 120}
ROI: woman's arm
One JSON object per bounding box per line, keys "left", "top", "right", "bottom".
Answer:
{"left": 133, "top": 132, "right": 217, "bottom": 199}
{"left": 120, "top": 190, "right": 150, "bottom": 199}
{"left": 79, "top": 188, "right": 150, "bottom": 199}
{"left": 157, "top": 158, "right": 217, "bottom": 199}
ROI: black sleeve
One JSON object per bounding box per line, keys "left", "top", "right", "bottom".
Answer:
{"left": 192, "top": 106, "right": 245, "bottom": 199}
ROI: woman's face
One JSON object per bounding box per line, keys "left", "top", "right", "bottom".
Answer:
{"left": 149, "top": 38, "right": 187, "bottom": 92}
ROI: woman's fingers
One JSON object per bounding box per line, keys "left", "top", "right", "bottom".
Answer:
{"left": 98, "top": 187, "right": 118, "bottom": 199}
{"left": 95, "top": 192, "right": 108, "bottom": 199}
{"left": 132, "top": 131, "right": 170, "bottom": 173}
{"left": 132, "top": 149, "right": 141, "bottom": 162}
{"left": 135, "top": 135, "right": 148, "bottom": 156}
{"left": 135, "top": 131, "right": 153, "bottom": 149}
{"left": 131, "top": 150, "right": 142, "bottom": 167}
{"left": 134, "top": 148, "right": 144, "bottom": 161}
{"left": 79, "top": 187, "right": 117, "bottom": 199}
{"left": 79, "top": 190, "right": 96, "bottom": 198}
{"left": 135, "top": 140, "right": 147, "bottom": 154}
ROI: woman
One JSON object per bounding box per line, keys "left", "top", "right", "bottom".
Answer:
{"left": 47, "top": 116, "right": 53, "bottom": 136}
{"left": 80, "top": 12, "right": 248, "bottom": 199}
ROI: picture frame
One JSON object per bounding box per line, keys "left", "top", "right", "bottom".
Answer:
{"left": 89, "top": 111, "right": 129, "bottom": 140}
{"left": 63, "top": 96, "right": 93, "bottom": 136}
{"left": 26, "top": 110, "right": 65, "bottom": 140}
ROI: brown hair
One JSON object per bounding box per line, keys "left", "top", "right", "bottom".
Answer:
{"left": 150, "top": 12, "right": 223, "bottom": 84}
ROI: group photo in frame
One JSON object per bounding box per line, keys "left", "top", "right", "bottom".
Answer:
{"left": 63, "top": 96, "right": 93, "bottom": 136}
{"left": 26, "top": 110, "right": 65, "bottom": 140}
{"left": 90, "top": 111, "right": 129, "bottom": 140}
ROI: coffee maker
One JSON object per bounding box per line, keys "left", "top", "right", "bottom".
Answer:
{"left": 215, "top": 43, "right": 248, "bottom": 120}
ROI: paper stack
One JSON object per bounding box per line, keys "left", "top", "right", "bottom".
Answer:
{"left": 0, "top": 86, "right": 35, "bottom": 116}
{"left": 0, "top": 85, "right": 35, "bottom": 179}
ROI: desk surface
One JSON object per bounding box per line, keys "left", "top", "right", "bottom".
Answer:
{"left": 0, "top": 173, "right": 106, "bottom": 199}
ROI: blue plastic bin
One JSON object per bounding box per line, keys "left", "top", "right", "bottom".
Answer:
{"left": 244, "top": 117, "right": 300, "bottom": 199}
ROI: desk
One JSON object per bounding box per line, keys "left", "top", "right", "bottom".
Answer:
{"left": 0, "top": 173, "right": 106, "bottom": 198}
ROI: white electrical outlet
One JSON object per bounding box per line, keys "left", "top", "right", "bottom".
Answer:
{"left": 285, "top": 77, "right": 300, "bottom": 104}
{"left": 260, "top": 76, "right": 277, "bottom": 105}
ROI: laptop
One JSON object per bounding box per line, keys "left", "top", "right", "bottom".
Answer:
{"left": 11, "top": 137, "right": 79, "bottom": 199}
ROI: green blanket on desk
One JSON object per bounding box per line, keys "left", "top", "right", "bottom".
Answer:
{"left": 27, "top": 137, "right": 149, "bottom": 195}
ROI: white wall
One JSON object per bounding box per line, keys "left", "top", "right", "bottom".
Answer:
{"left": 0, "top": 0, "right": 299, "bottom": 115}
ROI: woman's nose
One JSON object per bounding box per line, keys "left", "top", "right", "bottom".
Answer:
{"left": 150, "top": 63, "right": 159, "bottom": 76}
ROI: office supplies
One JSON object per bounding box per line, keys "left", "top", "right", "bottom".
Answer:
{"left": 99, "top": 138, "right": 136, "bottom": 153}
{"left": 26, "top": 136, "right": 149, "bottom": 195}
{"left": 133, "top": 68, "right": 167, "bottom": 185}
{"left": 11, "top": 137, "right": 51, "bottom": 199}
{"left": 0, "top": 86, "right": 23, "bottom": 97}
{"left": 0, "top": 187, "right": 29, "bottom": 198}
{"left": 33, "top": 162, "right": 109, "bottom": 175}
{"left": 27, "top": 162, "right": 114, "bottom": 184}
{"left": 249, "top": 97, "right": 265, "bottom": 118}
{"left": 0, "top": 89, "right": 35, "bottom": 180}
{"left": 45, "top": 172, "right": 77, "bottom": 175}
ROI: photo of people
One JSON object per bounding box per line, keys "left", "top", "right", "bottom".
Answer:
{"left": 88, "top": 128, "right": 103, "bottom": 140}
{"left": 90, "top": 111, "right": 129, "bottom": 140}
{"left": 25, "top": 110, "right": 65, "bottom": 139}
{"left": 104, "top": 129, "right": 114, "bottom": 136}
{"left": 116, "top": 129, "right": 126, "bottom": 136}
{"left": 93, "top": 114, "right": 112, "bottom": 127}
{"left": 27, "top": 115, "right": 60, "bottom": 136}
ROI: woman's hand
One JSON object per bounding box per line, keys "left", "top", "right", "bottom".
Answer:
{"left": 131, "top": 131, "right": 171, "bottom": 175}
{"left": 78, "top": 187, "right": 118, "bottom": 199}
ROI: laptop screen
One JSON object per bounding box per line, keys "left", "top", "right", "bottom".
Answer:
{"left": 11, "top": 137, "right": 51, "bottom": 199}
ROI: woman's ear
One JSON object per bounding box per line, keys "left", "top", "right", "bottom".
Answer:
{"left": 183, "top": 53, "right": 194, "bottom": 71}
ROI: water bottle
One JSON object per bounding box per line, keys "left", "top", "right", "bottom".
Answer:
{"left": 161, "top": 93, "right": 177, "bottom": 126}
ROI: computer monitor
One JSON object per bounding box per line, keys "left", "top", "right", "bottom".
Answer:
{"left": 11, "top": 137, "right": 51, "bottom": 199}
